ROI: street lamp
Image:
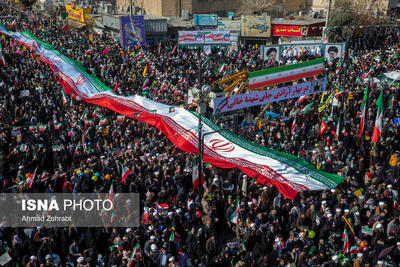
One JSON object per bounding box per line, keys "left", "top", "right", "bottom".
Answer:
{"left": 192, "top": 49, "right": 222, "bottom": 187}
{"left": 192, "top": 84, "right": 211, "bottom": 187}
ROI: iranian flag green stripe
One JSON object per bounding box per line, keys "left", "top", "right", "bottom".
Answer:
{"left": 0, "top": 24, "right": 344, "bottom": 199}
{"left": 248, "top": 58, "right": 325, "bottom": 89}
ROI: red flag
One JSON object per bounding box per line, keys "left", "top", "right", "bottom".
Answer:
{"left": 103, "top": 46, "right": 110, "bottom": 55}
{"left": 319, "top": 119, "right": 328, "bottom": 136}
{"left": 112, "top": 82, "right": 119, "bottom": 92}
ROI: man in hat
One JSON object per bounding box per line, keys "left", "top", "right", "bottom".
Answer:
{"left": 26, "top": 256, "right": 39, "bottom": 267}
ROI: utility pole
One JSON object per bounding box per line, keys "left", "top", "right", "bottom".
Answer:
{"left": 324, "top": 0, "right": 332, "bottom": 42}
{"left": 130, "top": 0, "right": 133, "bottom": 17}
{"left": 325, "top": 0, "right": 332, "bottom": 27}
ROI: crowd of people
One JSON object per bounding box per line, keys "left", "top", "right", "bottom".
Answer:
{"left": 0, "top": 1, "right": 400, "bottom": 266}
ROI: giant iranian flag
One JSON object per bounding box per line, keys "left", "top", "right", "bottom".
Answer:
{"left": 248, "top": 58, "right": 325, "bottom": 90}
{"left": 0, "top": 24, "right": 344, "bottom": 199}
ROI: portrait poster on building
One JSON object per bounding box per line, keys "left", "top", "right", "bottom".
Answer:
{"left": 261, "top": 46, "right": 280, "bottom": 65}
{"left": 324, "top": 43, "right": 344, "bottom": 62}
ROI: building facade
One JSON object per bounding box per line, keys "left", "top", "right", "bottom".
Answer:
{"left": 117, "top": 0, "right": 240, "bottom": 17}
{"left": 283, "top": 0, "right": 308, "bottom": 16}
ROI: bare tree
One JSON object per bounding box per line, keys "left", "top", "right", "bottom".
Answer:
{"left": 19, "top": 0, "right": 37, "bottom": 9}
{"left": 327, "top": 0, "right": 389, "bottom": 43}
{"left": 239, "top": 0, "right": 282, "bottom": 16}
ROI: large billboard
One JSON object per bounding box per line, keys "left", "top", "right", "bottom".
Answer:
{"left": 204, "top": 31, "right": 230, "bottom": 45}
{"left": 240, "top": 15, "right": 271, "bottom": 38}
{"left": 194, "top": 14, "right": 218, "bottom": 26}
{"left": 272, "top": 24, "right": 305, "bottom": 37}
{"left": 178, "top": 31, "right": 231, "bottom": 45}
{"left": 178, "top": 31, "right": 204, "bottom": 45}
{"left": 214, "top": 77, "right": 327, "bottom": 113}
{"left": 272, "top": 23, "right": 324, "bottom": 37}
{"left": 120, "top": 16, "right": 146, "bottom": 47}
{"left": 65, "top": 4, "right": 91, "bottom": 23}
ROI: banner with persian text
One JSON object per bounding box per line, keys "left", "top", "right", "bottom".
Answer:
{"left": 214, "top": 77, "right": 326, "bottom": 113}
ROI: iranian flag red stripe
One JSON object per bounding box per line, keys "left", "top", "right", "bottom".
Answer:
{"left": 372, "top": 91, "right": 384, "bottom": 144}
{"left": 0, "top": 25, "right": 344, "bottom": 199}
{"left": 249, "top": 58, "right": 324, "bottom": 89}
{"left": 122, "top": 165, "right": 132, "bottom": 185}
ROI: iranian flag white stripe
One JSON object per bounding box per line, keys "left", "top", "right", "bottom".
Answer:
{"left": 359, "top": 84, "right": 368, "bottom": 137}
{"left": 0, "top": 24, "right": 344, "bottom": 199}
{"left": 192, "top": 156, "right": 199, "bottom": 190}
{"left": 229, "top": 199, "right": 240, "bottom": 224}
{"left": 249, "top": 58, "right": 324, "bottom": 89}
{"left": 122, "top": 165, "right": 132, "bottom": 185}
{"left": 372, "top": 91, "right": 383, "bottom": 144}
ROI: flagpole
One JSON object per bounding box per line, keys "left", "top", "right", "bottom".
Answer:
{"left": 360, "top": 80, "right": 369, "bottom": 143}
